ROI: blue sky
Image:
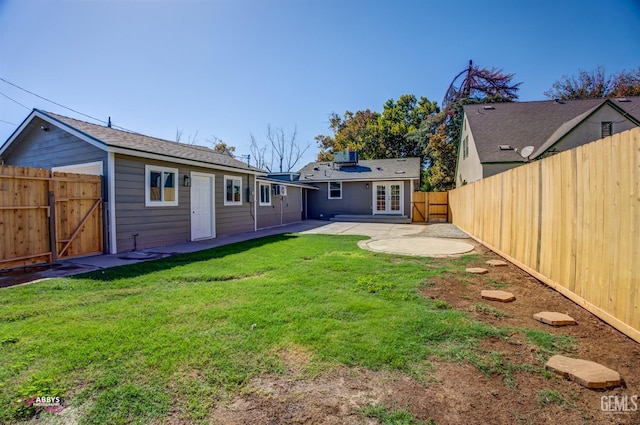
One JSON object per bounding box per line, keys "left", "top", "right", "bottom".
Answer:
{"left": 1, "top": 0, "right": 639, "bottom": 168}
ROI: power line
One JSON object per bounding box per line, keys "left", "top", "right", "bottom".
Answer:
{"left": 0, "top": 76, "right": 105, "bottom": 124}
{"left": 0, "top": 119, "right": 18, "bottom": 126}
{"left": 0, "top": 76, "right": 140, "bottom": 134}
{"left": 0, "top": 91, "right": 30, "bottom": 110}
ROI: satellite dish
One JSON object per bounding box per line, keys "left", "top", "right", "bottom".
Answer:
{"left": 520, "top": 146, "right": 534, "bottom": 158}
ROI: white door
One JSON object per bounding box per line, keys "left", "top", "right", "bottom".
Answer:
{"left": 191, "top": 173, "right": 215, "bottom": 240}
{"left": 373, "top": 182, "right": 403, "bottom": 215}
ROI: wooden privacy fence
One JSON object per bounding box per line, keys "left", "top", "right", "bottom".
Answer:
{"left": 0, "top": 165, "right": 103, "bottom": 270}
{"left": 449, "top": 127, "right": 640, "bottom": 343}
{"left": 412, "top": 192, "right": 449, "bottom": 223}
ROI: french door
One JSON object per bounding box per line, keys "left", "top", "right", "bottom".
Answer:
{"left": 373, "top": 182, "right": 403, "bottom": 215}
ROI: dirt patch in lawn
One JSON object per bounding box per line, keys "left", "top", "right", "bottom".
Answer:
{"left": 209, "top": 244, "right": 640, "bottom": 425}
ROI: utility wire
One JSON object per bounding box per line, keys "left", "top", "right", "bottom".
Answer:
{"left": 0, "top": 76, "right": 105, "bottom": 124}
{"left": 0, "top": 76, "right": 140, "bottom": 134}
{"left": 0, "top": 119, "right": 18, "bottom": 126}
{"left": 0, "top": 91, "right": 30, "bottom": 110}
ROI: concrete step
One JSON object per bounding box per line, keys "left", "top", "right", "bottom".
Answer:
{"left": 330, "top": 214, "right": 411, "bottom": 224}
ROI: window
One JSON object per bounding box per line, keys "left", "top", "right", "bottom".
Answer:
{"left": 145, "top": 165, "right": 178, "bottom": 207}
{"left": 224, "top": 176, "right": 242, "bottom": 205}
{"left": 328, "top": 181, "right": 342, "bottom": 199}
{"left": 463, "top": 136, "right": 469, "bottom": 159}
{"left": 259, "top": 183, "right": 271, "bottom": 206}
{"left": 601, "top": 121, "right": 613, "bottom": 138}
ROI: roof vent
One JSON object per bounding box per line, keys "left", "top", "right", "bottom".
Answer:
{"left": 395, "top": 170, "right": 406, "bottom": 174}
{"left": 313, "top": 166, "right": 319, "bottom": 171}
{"left": 483, "top": 105, "right": 495, "bottom": 110}
{"left": 376, "top": 167, "right": 383, "bottom": 171}
{"left": 615, "top": 97, "right": 630, "bottom": 102}
{"left": 499, "top": 145, "right": 514, "bottom": 150}
{"left": 554, "top": 99, "right": 565, "bottom": 104}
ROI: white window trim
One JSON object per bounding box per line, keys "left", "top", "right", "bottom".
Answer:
{"left": 328, "top": 181, "right": 342, "bottom": 199}
{"left": 145, "top": 164, "right": 179, "bottom": 207}
{"left": 259, "top": 183, "right": 271, "bottom": 206}
{"left": 224, "top": 175, "right": 243, "bottom": 206}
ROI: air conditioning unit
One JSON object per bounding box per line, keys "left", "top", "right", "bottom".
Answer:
{"left": 274, "top": 185, "right": 287, "bottom": 196}
{"left": 333, "top": 151, "right": 358, "bottom": 164}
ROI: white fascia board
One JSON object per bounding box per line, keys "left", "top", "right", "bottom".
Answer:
{"left": 1, "top": 110, "right": 265, "bottom": 177}
{"left": 256, "top": 177, "right": 319, "bottom": 190}
{"left": 107, "top": 147, "right": 264, "bottom": 175}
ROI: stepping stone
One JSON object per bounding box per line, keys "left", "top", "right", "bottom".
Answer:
{"left": 533, "top": 311, "right": 577, "bottom": 326}
{"left": 481, "top": 290, "right": 516, "bottom": 302}
{"left": 466, "top": 267, "right": 488, "bottom": 274}
{"left": 545, "top": 355, "right": 622, "bottom": 389}
{"left": 486, "top": 259, "right": 508, "bottom": 267}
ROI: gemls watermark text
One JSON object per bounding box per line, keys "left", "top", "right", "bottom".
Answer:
{"left": 601, "top": 395, "right": 638, "bottom": 413}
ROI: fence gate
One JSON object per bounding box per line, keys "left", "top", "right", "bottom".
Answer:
{"left": 412, "top": 192, "right": 449, "bottom": 223}
{"left": 0, "top": 165, "right": 103, "bottom": 270}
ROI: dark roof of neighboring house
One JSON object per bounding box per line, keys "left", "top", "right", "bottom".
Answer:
{"left": 1, "top": 109, "right": 263, "bottom": 173}
{"left": 463, "top": 96, "right": 640, "bottom": 163}
{"left": 298, "top": 157, "right": 420, "bottom": 182}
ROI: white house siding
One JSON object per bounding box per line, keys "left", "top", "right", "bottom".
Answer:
{"left": 256, "top": 186, "right": 303, "bottom": 229}
{"left": 114, "top": 154, "right": 255, "bottom": 252}
{"left": 456, "top": 122, "right": 484, "bottom": 186}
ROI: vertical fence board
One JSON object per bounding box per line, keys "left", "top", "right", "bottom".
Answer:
{"left": 0, "top": 166, "right": 102, "bottom": 269}
{"left": 448, "top": 127, "right": 640, "bottom": 343}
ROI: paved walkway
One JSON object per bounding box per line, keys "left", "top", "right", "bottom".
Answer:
{"left": 1, "top": 221, "right": 474, "bottom": 287}
{"left": 301, "top": 222, "right": 474, "bottom": 257}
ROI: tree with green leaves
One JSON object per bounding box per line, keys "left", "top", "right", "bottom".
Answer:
{"left": 418, "top": 60, "right": 521, "bottom": 191}
{"left": 315, "top": 94, "right": 438, "bottom": 162}
{"left": 544, "top": 66, "right": 640, "bottom": 100}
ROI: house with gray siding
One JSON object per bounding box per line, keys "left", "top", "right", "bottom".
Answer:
{"left": 0, "top": 109, "right": 273, "bottom": 254}
{"left": 255, "top": 177, "right": 317, "bottom": 229}
{"left": 456, "top": 96, "right": 640, "bottom": 186}
{"left": 297, "top": 156, "right": 420, "bottom": 222}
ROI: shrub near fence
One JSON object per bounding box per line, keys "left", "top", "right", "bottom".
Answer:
{"left": 449, "top": 127, "right": 640, "bottom": 343}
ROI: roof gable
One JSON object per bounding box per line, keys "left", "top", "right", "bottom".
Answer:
{"left": 463, "top": 97, "right": 640, "bottom": 163}
{"left": 1, "top": 109, "right": 264, "bottom": 174}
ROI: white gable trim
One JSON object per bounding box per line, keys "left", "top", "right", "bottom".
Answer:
{"left": 1, "top": 110, "right": 265, "bottom": 176}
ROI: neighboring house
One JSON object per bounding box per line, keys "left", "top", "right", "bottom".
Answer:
{"left": 0, "top": 109, "right": 276, "bottom": 254}
{"left": 456, "top": 96, "right": 640, "bottom": 186}
{"left": 297, "top": 155, "right": 420, "bottom": 221}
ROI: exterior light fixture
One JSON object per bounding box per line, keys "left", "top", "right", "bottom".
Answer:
{"left": 183, "top": 175, "right": 191, "bottom": 187}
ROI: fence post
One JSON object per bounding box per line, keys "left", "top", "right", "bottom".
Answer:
{"left": 48, "top": 190, "right": 57, "bottom": 262}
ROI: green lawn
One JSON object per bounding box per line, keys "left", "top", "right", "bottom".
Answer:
{"left": 0, "top": 233, "right": 506, "bottom": 423}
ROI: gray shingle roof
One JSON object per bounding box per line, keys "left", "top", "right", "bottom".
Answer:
{"left": 298, "top": 157, "right": 420, "bottom": 182}
{"left": 38, "top": 110, "right": 263, "bottom": 173}
{"left": 464, "top": 97, "right": 640, "bottom": 163}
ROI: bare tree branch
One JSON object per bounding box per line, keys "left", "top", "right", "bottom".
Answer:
{"left": 252, "top": 125, "right": 310, "bottom": 172}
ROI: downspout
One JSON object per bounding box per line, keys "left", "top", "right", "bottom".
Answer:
{"left": 107, "top": 152, "right": 117, "bottom": 254}
{"left": 253, "top": 175, "right": 257, "bottom": 231}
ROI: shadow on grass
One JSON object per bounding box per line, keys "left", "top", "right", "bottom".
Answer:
{"left": 71, "top": 233, "right": 300, "bottom": 283}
